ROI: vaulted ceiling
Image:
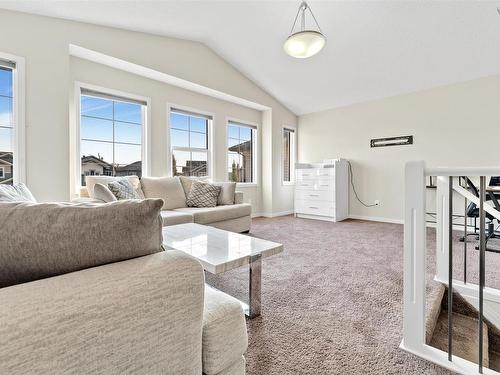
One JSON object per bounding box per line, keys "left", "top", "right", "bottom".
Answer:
{"left": 1, "top": 1, "right": 499, "bottom": 115}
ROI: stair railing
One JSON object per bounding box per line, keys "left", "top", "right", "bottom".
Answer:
{"left": 402, "top": 161, "right": 500, "bottom": 375}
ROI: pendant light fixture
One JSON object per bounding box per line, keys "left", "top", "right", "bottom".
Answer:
{"left": 284, "top": 1, "right": 326, "bottom": 58}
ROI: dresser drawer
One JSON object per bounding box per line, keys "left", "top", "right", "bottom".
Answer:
{"left": 295, "top": 199, "right": 335, "bottom": 217}
{"left": 295, "top": 178, "right": 335, "bottom": 191}
{"left": 295, "top": 189, "right": 333, "bottom": 201}
{"left": 296, "top": 168, "right": 335, "bottom": 180}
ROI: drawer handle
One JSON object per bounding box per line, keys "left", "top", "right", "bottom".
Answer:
{"left": 309, "top": 206, "right": 319, "bottom": 209}
{"left": 319, "top": 174, "right": 328, "bottom": 176}
{"left": 319, "top": 184, "right": 329, "bottom": 187}
{"left": 301, "top": 184, "right": 309, "bottom": 186}
{"left": 309, "top": 194, "right": 319, "bottom": 197}
{"left": 303, "top": 174, "right": 311, "bottom": 177}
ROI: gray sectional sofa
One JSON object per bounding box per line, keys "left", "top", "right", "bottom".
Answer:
{"left": 79, "top": 175, "right": 252, "bottom": 233}
{"left": 0, "top": 199, "right": 248, "bottom": 375}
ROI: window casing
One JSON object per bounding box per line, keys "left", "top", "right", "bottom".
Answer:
{"left": 79, "top": 88, "right": 146, "bottom": 186}
{"left": 170, "top": 109, "right": 211, "bottom": 178}
{"left": 227, "top": 121, "right": 256, "bottom": 184}
{"left": 283, "top": 128, "right": 295, "bottom": 183}
{"left": 0, "top": 61, "right": 15, "bottom": 185}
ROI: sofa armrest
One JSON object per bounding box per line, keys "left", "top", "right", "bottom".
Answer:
{"left": 0, "top": 251, "right": 205, "bottom": 375}
{"left": 234, "top": 191, "right": 244, "bottom": 204}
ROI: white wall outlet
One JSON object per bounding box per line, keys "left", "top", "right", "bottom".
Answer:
{"left": 374, "top": 200, "right": 380, "bottom": 206}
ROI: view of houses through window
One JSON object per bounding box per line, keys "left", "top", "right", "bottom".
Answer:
{"left": 283, "top": 128, "right": 295, "bottom": 182}
{"left": 227, "top": 121, "right": 255, "bottom": 183}
{"left": 0, "top": 63, "right": 14, "bottom": 185}
{"left": 80, "top": 90, "right": 145, "bottom": 186}
{"left": 170, "top": 109, "right": 210, "bottom": 177}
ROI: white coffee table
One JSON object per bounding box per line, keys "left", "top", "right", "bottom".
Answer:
{"left": 162, "top": 223, "right": 283, "bottom": 318}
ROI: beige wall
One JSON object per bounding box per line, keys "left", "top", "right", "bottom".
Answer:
{"left": 298, "top": 75, "right": 500, "bottom": 222}
{"left": 0, "top": 9, "right": 297, "bottom": 214}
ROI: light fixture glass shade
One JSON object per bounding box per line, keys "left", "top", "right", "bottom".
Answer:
{"left": 283, "top": 30, "right": 326, "bottom": 58}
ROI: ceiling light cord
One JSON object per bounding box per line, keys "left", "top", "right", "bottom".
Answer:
{"left": 290, "top": 1, "right": 323, "bottom": 34}
{"left": 347, "top": 160, "right": 378, "bottom": 208}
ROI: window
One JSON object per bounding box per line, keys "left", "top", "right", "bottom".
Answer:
{"left": 0, "top": 61, "right": 15, "bottom": 185}
{"left": 80, "top": 88, "right": 146, "bottom": 186}
{"left": 170, "top": 109, "right": 210, "bottom": 177}
{"left": 227, "top": 121, "right": 256, "bottom": 183}
{"left": 283, "top": 128, "right": 295, "bottom": 183}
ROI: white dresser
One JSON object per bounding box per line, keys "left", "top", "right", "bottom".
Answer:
{"left": 294, "top": 159, "right": 349, "bottom": 222}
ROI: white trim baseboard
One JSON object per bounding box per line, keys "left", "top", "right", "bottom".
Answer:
{"left": 252, "top": 210, "right": 294, "bottom": 218}
{"left": 348, "top": 214, "right": 403, "bottom": 224}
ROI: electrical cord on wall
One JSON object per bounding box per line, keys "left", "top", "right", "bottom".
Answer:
{"left": 346, "top": 160, "right": 379, "bottom": 208}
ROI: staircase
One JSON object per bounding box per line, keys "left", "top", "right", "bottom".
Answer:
{"left": 426, "top": 286, "right": 500, "bottom": 371}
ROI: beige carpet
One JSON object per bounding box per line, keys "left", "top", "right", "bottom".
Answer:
{"left": 205, "top": 216, "right": 467, "bottom": 375}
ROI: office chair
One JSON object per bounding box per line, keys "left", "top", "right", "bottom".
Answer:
{"left": 460, "top": 177, "right": 500, "bottom": 252}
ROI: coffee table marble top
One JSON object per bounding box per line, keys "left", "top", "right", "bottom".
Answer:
{"left": 162, "top": 223, "right": 283, "bottom": 274}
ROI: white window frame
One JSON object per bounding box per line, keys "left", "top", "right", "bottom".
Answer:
{"left": 73, "top": 82, "right": 151, "bottom": 195}
{"left": 226, "top": 117, "right": 258, "bottom": 187}
{"left": 282, "top": 125, "right": 297, "bottom": 185}
{"left": 166, "top": 103, "right": 214, "bottom": 179}
{"left": 0, "top": 52, "right": 26, "bottom": 184}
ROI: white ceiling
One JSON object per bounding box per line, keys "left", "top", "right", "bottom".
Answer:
{"left": 1, "top": 1, "right": 500, "bottom": 115}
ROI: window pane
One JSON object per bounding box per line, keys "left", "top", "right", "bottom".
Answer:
{"left": 189, "top": 152, "right": 208, "bottom": 177}
{"left": 0, "top": 97, "right": 12, "bottom": 126}
{"left": 228, "top": 152, "right": 242, "bottom": 182}
{"left": 81, "top": 96, "right": 113, "bottom": 119}
{"left": 115, "top": 121, "right": 141, "bottom": 144}
{"left": 81, "top": 140, "right": 113, "bottom": 186}
{"left": 0, "top": 68, "right": 12, "bottom": 97}
{"left": 190, "top": 131, "right": 207, "bottom": 149}
{"left": 228, "top": 137, "right": 240, "bottom": 148}
{"left": 172, "top": 150, "right": 190, "bottom": 176}
{"left": 171, "top": 113, "right": 189, "bottom": 131}
{"left": 114, "top": 144, "right": 142, "bottom": 177}
{"left": 240, "top": 140, "right": 253, "bottom": 183}
{"left": 81, "top": 116, "right": 113, "bottom": 142}
{"left": 283, "top": 130, "right": 291, "bottom": 182}
{"left": 228, "top": 125, "right": 239, "bottom": 139}
{"left": 0, "top": 127, "right": 12, "bottom": 152}
{"left": 240, "top": 127, "right": 252, "bottom": 141}
{"left": 190, "top": 117, "right": 207, "bottom": 133}
{"left": 114, "top": 101, "right": 142, "bottom": 124}
{"left": 171, "top": 129, "right": 189, "bottom": 148}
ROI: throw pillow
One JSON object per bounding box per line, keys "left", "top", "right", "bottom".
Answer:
{"left": 85, "top": 175, "right": 144, "bottom": 199}
{"left": 186, "top": 181, "right": 221, "bottom": 208}
{"left": 0, "top": 199, "right": 164, "bottom": 288}
{"left": 0, "top": 183, "right": 36, "bottom": 202}
{"left": 93, "top": 183, "right": 117, "bottom": 203}
{"left": 108, "top": 178, "right": 141, "bottom": 200}
{"left": 213, "top": 182, "right": 237, "bottom": 205}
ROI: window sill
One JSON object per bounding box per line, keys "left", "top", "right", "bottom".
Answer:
{"left": 236, "top": 183, "right": 258, "bottom": 188}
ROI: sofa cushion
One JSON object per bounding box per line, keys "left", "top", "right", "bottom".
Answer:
{"left": 85, "top": 175, "right": 144, "bottom": 199}
{"left": 141, "top": 177, "right": 187, "bottom": 210}
{"left": 202, "top": 286, "right": 248, "bottom": 375}
{"left": 174, "top": 204, "right": 251, "bottom": 225}
{"left": 0, "top": 199, "right": 164, "bottom": 288}
{"left": 108, "top": 179, "right": 141, "bottom": 200}
{"left": 180, "top": 176, "right": 236, "bottom": 205}
{"left": 93, "top": 183, "right": 117, "bottom": 203}
{"left": 214, "top": 182, "right": 237, "bottom": 205}
{"left": 160, "top": 210, "right": 193, "bottom": 226}
{"left": 186, "top": 181, "right": 221, "bottom": 208}
{"left": 0, "top": 183, "right": 36, "bottom": 202}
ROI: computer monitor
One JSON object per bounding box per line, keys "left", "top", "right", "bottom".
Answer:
{"left": 490, "top": 176, "right": 500, "bottom": 186}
